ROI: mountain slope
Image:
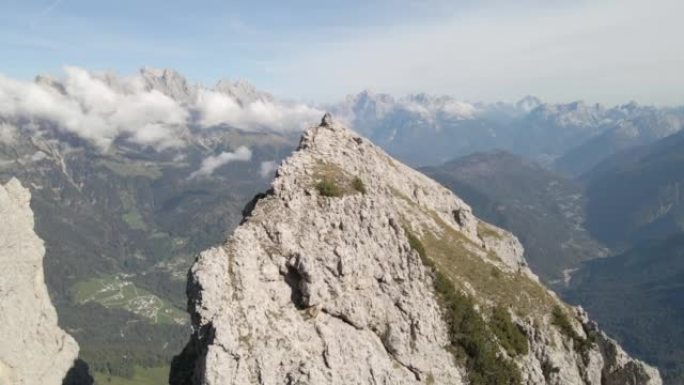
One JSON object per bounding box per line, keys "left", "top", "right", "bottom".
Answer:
{"left": 0, "top": 131, "right": 297, "bottom": 380}
{"left": 563, "top": 130, "right": 684, "bottom": 384}
{"left": 567, "top": 234, "right": 684, "bottom": 384}
{"left": 0, "top": 179, "right": 79, "bottom": 385}
{"left": 171, "top": 116, "right": 660, "bottom": 385}
{"left": 0, "top": 69, "right": 302, "bottom": 380}
{"left": 422, "top": 151, "right": 607, "bottom": 284}
{"left": 583, "top": 129, "right": 684, "bottom": 248}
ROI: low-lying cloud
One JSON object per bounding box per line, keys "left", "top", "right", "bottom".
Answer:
{"left": 0, "top": 67, "right": 188, "bottom": 150}
{"left": 195, "top": 89, "right": 322, "bottom": 132}
{"left": 0, "top": 67, "right": 323, "bottom": 151}
{"left": 189, "top": 146, "right": 252, "bottom": 179}
{"left": 0, "top": 123, "right": 18, "bottom": 144}
{"left": 259, "top": 160, "right": 278, "bottom": 178}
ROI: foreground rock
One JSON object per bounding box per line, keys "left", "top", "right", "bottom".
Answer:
{"left": 0, "top": 179, "right": 79, "bottom": 385}
{"left": 171, "top": 117, "right": 660, "bottom": 385}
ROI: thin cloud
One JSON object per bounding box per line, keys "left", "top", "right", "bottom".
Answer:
{"left": 259, "top": 160, "right": 278, "bottom": 178}
{"left": 0, "top": 123, "right": 18, "bottom": 144}
{"left": 189, "top": 146, "right": 253, "bottom": 179}
{"left": 40, "top": 0, "right": 63, "bottom": 17}
{"left": 268, "top": 0, "right": 684, "bottom": 106}
{"left": 30, "top": 0, "right": 64, "bottom": 28}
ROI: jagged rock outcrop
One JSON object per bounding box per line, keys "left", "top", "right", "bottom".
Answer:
{"left": 0, "top": 178, "right": 79, "bottom": 385}
{"left": 172, "top": 117, "right": 661, "bottom": 385}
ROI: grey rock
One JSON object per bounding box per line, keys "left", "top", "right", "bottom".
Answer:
{"left": 176, "top": 120, "right": 661, "bottom": 385}
{"left": 0, "top": 178, "right": 79, "bottom": 385}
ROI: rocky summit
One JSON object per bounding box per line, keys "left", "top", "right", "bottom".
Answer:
{"left": 171, "top": 116, "right": 661, "bottom": 385}
{"left": 0, "top": 179, "right": 79, "bottom": 385}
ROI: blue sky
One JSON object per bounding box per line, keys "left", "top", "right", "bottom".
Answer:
{"left": 1, "top": 0, "right": 683, "bottom": 105}
{"left": 0, "top": 1, "right": 460, "bottom": 81}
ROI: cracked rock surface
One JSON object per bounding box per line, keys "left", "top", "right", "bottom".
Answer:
{"left": 0, "top": 178, "right": 79, "bottom": 385}
{"left": 173, "top": 118, "right": 661, "bottom": 385}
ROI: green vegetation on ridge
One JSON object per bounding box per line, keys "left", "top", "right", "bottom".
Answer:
{"left": 405, "top": 227, "right": 526, "bottom": 385}
{"left": 352, "top": 176, "right": 367, "bottom": 194}
{"left": 551, "top": 305, "right": 594, "bottom": 356}
{"left": 313, "top": 162, "right": 366, "bottom": 197}
{"left": 422, "top": 217, "right": 556, "bottom": 316}
{"left": 491, "top": 305, "right": 529, "bottom": 357}
{"left": 316, "top": 179, "right": 342, "bottom": 197}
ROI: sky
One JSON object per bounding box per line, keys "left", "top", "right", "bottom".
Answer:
{"left": 1, "top": 0, "right": 683, "bottom": 105}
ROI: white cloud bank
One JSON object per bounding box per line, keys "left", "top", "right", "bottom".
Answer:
{"left": 0, "top": 67, "right": 188, "bottom": 150}
{"left": 195, "top": 89, "right": 322, "bottom": 132}
{"left": 189, "top": 146, "right": 253, "bottom": 179}
{"left": 0, "top": 67, "right": 323, "bottom": 151}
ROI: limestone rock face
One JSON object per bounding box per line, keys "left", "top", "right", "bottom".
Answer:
{"left": 173, "top": 118, "right": 660, "bottom": 385}
{"left": 0, "top": 178, "right": 79, "bottom": 385}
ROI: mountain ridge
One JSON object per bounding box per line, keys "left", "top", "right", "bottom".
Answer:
{"left": 171, "top": 116, "right": 660, "bottom": 385}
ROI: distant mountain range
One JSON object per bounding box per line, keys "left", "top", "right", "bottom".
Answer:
{"left": 332, "top": 90, "right": 684, "bottom": 171}
{"left": 3, "top": 67, "right": 682, "bottom": 172}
